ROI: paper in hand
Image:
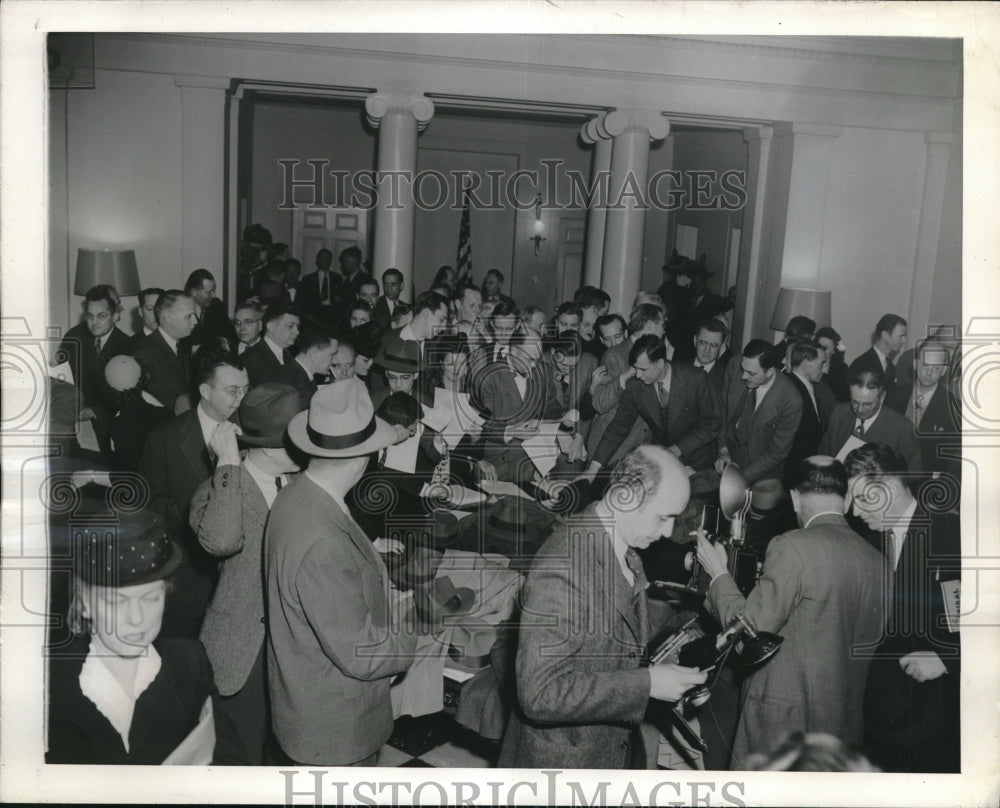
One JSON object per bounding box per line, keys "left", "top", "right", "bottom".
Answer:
{"left": 162, "top": 696, "right": 215, "bottom": 765}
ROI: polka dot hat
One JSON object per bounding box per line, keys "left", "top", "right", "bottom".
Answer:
{"left": 71, "top": 508, "right": 182, "bottom": 587}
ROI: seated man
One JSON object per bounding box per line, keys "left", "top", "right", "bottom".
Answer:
{"left": 500, "top": 446, "right": 707, "bottom": 768}
{"left": 588, "top": 334, "right": 721, "bottom": 477}
{"left": 539, "top": 330, "right": 597, "bottom": 463}
{"left": 239, "top": 299, "right": 300, "bottom": 388}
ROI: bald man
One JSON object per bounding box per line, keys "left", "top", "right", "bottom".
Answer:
{"left": 696, "top": 455, "right": 884, "bottom": 769}
{"left": 500, "top": 446, "right": 707, "bottom": 769}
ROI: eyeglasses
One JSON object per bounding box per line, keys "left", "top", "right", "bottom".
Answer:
{"left": 233, "top": 318, "right": 261, "bottom": 328}
{"left": 218, "top": 384, "right": 251, "bottom": 397}
{"left": 86, "top": 312, "right": 112, "bottom": 322}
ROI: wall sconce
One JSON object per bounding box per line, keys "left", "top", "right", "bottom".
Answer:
{"left": 529, "top": 194, "right": 547, "bottom": 257}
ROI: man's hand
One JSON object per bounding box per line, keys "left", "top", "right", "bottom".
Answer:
{"left": 648, "top": 664, "right": 708, "bottom": 703}
{"left": 566, "top": 434, "right": 587, "bottom": 463}
{"left": 714, "top": 450, "right": 732, "bottom": 474}
{"left": 575, "top": 461, "right": 600, "bottom": 484}
{"left": 77, "top": 406, "right": 96, "bottom": 421}
{"left": 209, "top": 420, "right": 243, "bottom": 466}
{"left": 900, "top": 651, "right": 947, "bottom": 682}
{"left": 589, "top": 366, "right": 610, "bottom": 393}
{"left": 476, "top": 459, "right": 498, "bottom": 483}
{"left": 619, "top": 367, "right": 636, "bottom": 389}
{"left": 667, "top": 444, "right": 682, "bottom": 459}
{"left": 505, "top": 420, "right": 539, "bottom": 442}
{"left": 373, "top": 537, "right": 405, "bottom": 555}
{"left": 696, "top": 529, "right": 729, "bottom": 581}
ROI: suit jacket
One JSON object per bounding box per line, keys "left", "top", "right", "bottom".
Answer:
{"left": 297, "top": 270, "right": 344, "bottom": 327}
{"left": 46, "top": 635, "right": 244, "bottom": 764}
{"left": 130, "top": 329, "right": 192, "bottom": 412}
{"left": 594, "top": 364, "right": 721, "bottom": 471}
{"left": 373, "top": 295, "right": 396, "bottom": 330}
{"left": 275, "top": 357, "right": 317, "bottom": 410}
{"left": 864, "top": 507, "right": 960, "bottom": 764}
{"left": 190, "top": 298, "right": 237, "bottom": 351}
{"left": 784, "top": 372, "right": 824, "bottom": 485}
{"left": 476, "top": 359, "right": 548, "bottom": 444}
{"left": 818, "top": 401, "right": 922, "bottom": 473}
{"left": 539, "top": 350, "right": 597, "bottom": 439}
{"left": 499, "top": 507, "right": 652, "bottom": 768}
{"left": 886, "top": 382, "right": 961, "bottom": 477}
{"left": 56, "top": 324, "right": 132, "bottom": 409}
{"left": 725, "top": 371, "right": 803, "bottom": 485}
{"left": 682, "top": 351, "right": 731, "bottom": 398}
{"left": 239, "top": 338, "right": 287, "bottom": 388}
{"left": 190, "top": 462, "right": 271, "bottom": 696}
{"left": 138, "top": 409, "right": 217, "bottom": 635}
{"left": 586, "top": 338, "right": 646, "bottom": 463}
{"left": 265, "top": 474, "right": 416, "bottom": 765}
{"left": 850, "top": 347, "right": 898, "bottom": 401}
{"left": 706, "top": 513, "right": 885, "bottom": 766}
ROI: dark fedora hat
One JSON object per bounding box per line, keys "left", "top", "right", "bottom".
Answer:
{"left": 67, "top": 508, "right": 182, "bottom": 588}
{"left": 238, "top": 383, "right": 303, "bottom": 448}
{"left": 375, "top": 335, "right": 420, "bottom": 374}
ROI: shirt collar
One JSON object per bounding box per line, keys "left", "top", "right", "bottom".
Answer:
{"left": 196, "top": 400, "right": 222, "bottom": 448}
{"left": 399, "top": 323, "right": 419, "bottom": 343}
{"left": 79, "top": 639, "right": 161, "bottom": 753}
{"left": 244, "top": 454, "right": 285, "bottom": 508}
{"left": 656, "top": 363, "right": 672, "bottom": 394}
{"left": 873, "top": 345, "right": 889, "bottom": 369}
{"left": 157, "top": 328, "right": 178, "bottom": 354}
{"left": 755, "top": 372, "right": 777, "bottom": 402}
{"left": 804, "top": 510, "right": 844, "bottom": 529}
{"left": 264, "top": 335, "right": 285, "bottom": 363}
{"left": 694, "top": 358, "right": 716, "bottom": 372}
{"left": 856, "top": 404, "right": 883, "bottom": 431}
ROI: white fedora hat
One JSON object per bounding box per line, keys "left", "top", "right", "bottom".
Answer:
{"left": 288, "top": 376, "right": 397, "bottom": 458}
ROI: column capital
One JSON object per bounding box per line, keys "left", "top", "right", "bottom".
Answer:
{"left": 364, "top": 93, "right": 435, "bottom": 131}
{"left": 601, "top": 109, "right": 670, "bottom": 142}
{"left": 580, "top": 112, "right": 610, "bottom": 145}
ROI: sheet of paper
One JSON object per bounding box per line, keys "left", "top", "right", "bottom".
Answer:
{"left": 48, "top": 361, "right": 75, "bottom": 386}
{"left": 478, "top": 479, "right": 536, "bottom": 500}
{"left": 941, "top": 579, "right": 961, "bottom": 633}
{"left": 162, "top": 696, "right": 215, "bottom": 765}
{"left": 431, "top": 387, "right": 485, "bottom": 448}
{"left": 383, "top": 425, "right": 421, "bottom": 473}
{"left": 835, "top": 433, "right": 867, "bottom": 462}
{"left": 76, "top": 419, "right": 100, "bottom": 452}
{"left": 521, "top": 433, "right": 560, "bottom": 476}
{"left": 420, "top": 402, "right": 452, "bottom": 432}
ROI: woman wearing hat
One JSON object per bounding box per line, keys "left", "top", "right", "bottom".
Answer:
{"left": 46, "top": 509, "right": 244, "bottom": 764}
{"left": 189, "top": 383, "right": 303, "bottom": 764}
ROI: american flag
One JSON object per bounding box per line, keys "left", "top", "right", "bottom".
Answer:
{"left": 456, "top": 180, "right": 472, "bottom": 283}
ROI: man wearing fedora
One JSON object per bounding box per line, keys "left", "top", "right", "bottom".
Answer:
{"left": 189, "top": 383, "right": 303, "bottom": 765}
{"left": 265, "top": 377, "right": 417, "bottom": 766}
{"left": 138, "top": 346, "right": 249, "bottom": 639}
{"left": 372, "top": 334, "right": 425, "bottom": 410}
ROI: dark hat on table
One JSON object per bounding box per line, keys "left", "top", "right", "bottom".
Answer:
{"left": 413, "top": 575, "right": 475, "bottom": 633}
{"left": 287, "top": 376, "right": 397, "bottom": 458}
{"left": 238, "top": 383, "right": 303, "bottom": 448}
{"left": 70, "top": 508, "right": 182, "bottom": 587}
{"left": 375, "top": 335, "right": 420, "bottom": 374}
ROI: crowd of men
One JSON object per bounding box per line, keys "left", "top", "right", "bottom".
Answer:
{"left": 48, "top": 242, "right": 962, "bottom": 771}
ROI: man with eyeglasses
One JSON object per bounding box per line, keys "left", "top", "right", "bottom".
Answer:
{"left": 138, "top": 346, "right": 249, "bottom": 640}
{"left": 240, "top": 299, "right": 301, "bottom": 388}
{"left": 232, "top": 301, "right": 263, "bottom": 355}
{"left": 53, "top": 284, "right": 132, "bottom": 457}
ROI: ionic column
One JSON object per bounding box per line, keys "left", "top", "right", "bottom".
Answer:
{"left": 365, "top": 92, "right": 435, "bottom": 299}
{"left": 600, "top": 109, "right": 670, "bottom": 312}
{"left": 580, "top": 114, "right": 613, "bottom": 289}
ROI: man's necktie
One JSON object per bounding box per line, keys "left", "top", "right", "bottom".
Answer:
{"left": 275, "top": 476, "right": 284, "bottom": 491}
{"left": 93, "top": 336, "right": 103, "bottom": 356}
{"left": 320, "top": 272, "right": 328, "bottom": 304}
{"left": 884, "top": 359, "right": 896, "bottom": 388}
{"left": 624, "top": 548, "right": 650, "bottom": 645}
{"left": 655, "top": 383, "right": 670, "bottom": 442}
{"left": 854, "top": 421, "right": 865, "bottom": 438}
{"left": 883, "top": 529, "right": 896, "bottom": 568}
{"left": 430, "top": 444, "right": 451, "bottom": 487}
{"left": 914, "top": 393, "right": 926, "bottom": 427}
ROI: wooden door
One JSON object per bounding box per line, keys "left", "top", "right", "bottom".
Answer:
{"left": 293, "top": 207, "right": 369, "bottom": 274}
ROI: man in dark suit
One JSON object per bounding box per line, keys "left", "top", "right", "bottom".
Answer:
{"left": 240, "top": 299, "right": 300, "bottom": 388}
{"left": 338, "top": 245, "right": 373, "bottom": 302}
{"left": 588, "top": 334, "right": 721, "bottom": 474}
{"left": 716, "top": 339, "right": 803, "bottom": 502}
{"left": 818, "top": 367, "right": 922, "bottom": 473}
{"left": 481, "top": 267, "right": 516, "bottom": 309}
{"left": 783, "top": 340, "right": 827, "bottom": 488}
{"left": 53, "top": 285, "right": 133, "bottom": 455}
{"left": 500, "top": 447, "right": 707, "bottom": 768}
{"left": 297, "top": 248, "right": 342, "bottom": 327}
{"left": 697, "top": 456, "right": 885, "bottom": 769}
{"left": 138, "top": 347, "right": 249, "bottom": 639}
{"left": 185, "top": 268, "right": 237, "bottom": 351}
{"left": 849, "top": 313, "right": 907, "bottom": 405}
{"left": 683, "top": 317, "right": 732, "bottom": 397}
{"left": 373, "top": 268, "right": 404, "bottom": 329}
{"left": 886, "top": 341, "right": 961, "bottom": 478}
{"left": 275, "top": 325, "right": 337, "bottom": 409}
{"left": 670, "top": 263, "right": 732, "bottom": 362}
{"left": 130, "top": 289, "right": 198, "bottom": 413}
{"left": 132, "top": 286, "right": 164, "bottom": 345}
{"left": 844, "top": 443, "right": 960, "bottom": 773}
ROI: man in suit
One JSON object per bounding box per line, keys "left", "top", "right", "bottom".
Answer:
{"left": 500, "top": 446, "right": 708, "bottom": 768}
{"left": 239, "top": 299, "right": 300, "bottom": 388}
{"left": 818, "top": 367, "right": 922, "bottom": 473}
{"left": 588, "top": 334, "right": 721, "bottom": 475}
{"left": 585, "top": 303, "right": 665, "bottom": 466}
{"left": 536, "top": 330, "right": 597, "bottom": 464}
{"left": 297, "top": 248, "right": 342, "bottom": 326}
{"left": 133, "top": 286, "right": 164, "bottom": 345}
{"left": 451, "top": 282, "right": 483, "bottom": 335}
{"left": 185, "top": 268, "right": 237, "bottom": 351}
{"left": 373, "top": 267, "right": 404, "bottom": 329}
{"left": 844, "top": 443, "right": 960, "bottom": 772}
{"left": 670, "top": 263, "right": 732, "bottom": 362}
{"left": 130, "top": 289, "right": 199, "bottom": 413}
{"left": 53, "top": 285, "right": 133, "bottom": 455}
{"left": 338, "top": 245, "right": 373, "bottom": 301}
{"left": 138, "top": 347, "right": 249, "bottom": 639}
{"left": 697, "top": 456, "right": 885, "bottom": 769}
{"left": 232, "top": 300, "right": 263, "bottom": 356}
{"left": 266, "top": 378, "right": 415, "bottom": 766}
{"left": 784, "top": 340, "right": 827, "bottom": 488}
{"left": 481, "top": 267, "right": 517, "bottom": 309}
{"left": 275, "top": 325, "right": 337, "bottom": 409}
{"left": 850, "top": 313, "right": 907, "bottom": 405}
{"left": 189, "top": 383, "right": 302, "bottom": 764}
{"left": 575, "top": 286, "right": 612, "bottom": 359}
{"left": 684, "top": 317, "right": 732, "bottom": 397}
{"left": 716, "top": 339, "right": 803, "bottom": 500}
{"left": 382, "top": 290, "right": 449, "bottom": 353}
{"left": 357, "top": 277, "right": 379, "bottom": 310}
{"left": 886, "top": 340, "right": 961, "bottom": 477}
{"left": 816, "top": 326, "right": 850, "bottom": 403}
{"left": 468, "top": 300, "right": 519, "bottom": 371}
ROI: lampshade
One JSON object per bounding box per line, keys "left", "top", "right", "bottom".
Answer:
{"left": 74, "top": 249, "right": 141, "bottom": 296}
{"left": 770, "top": 286, "right": 831, "bottom": 332}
